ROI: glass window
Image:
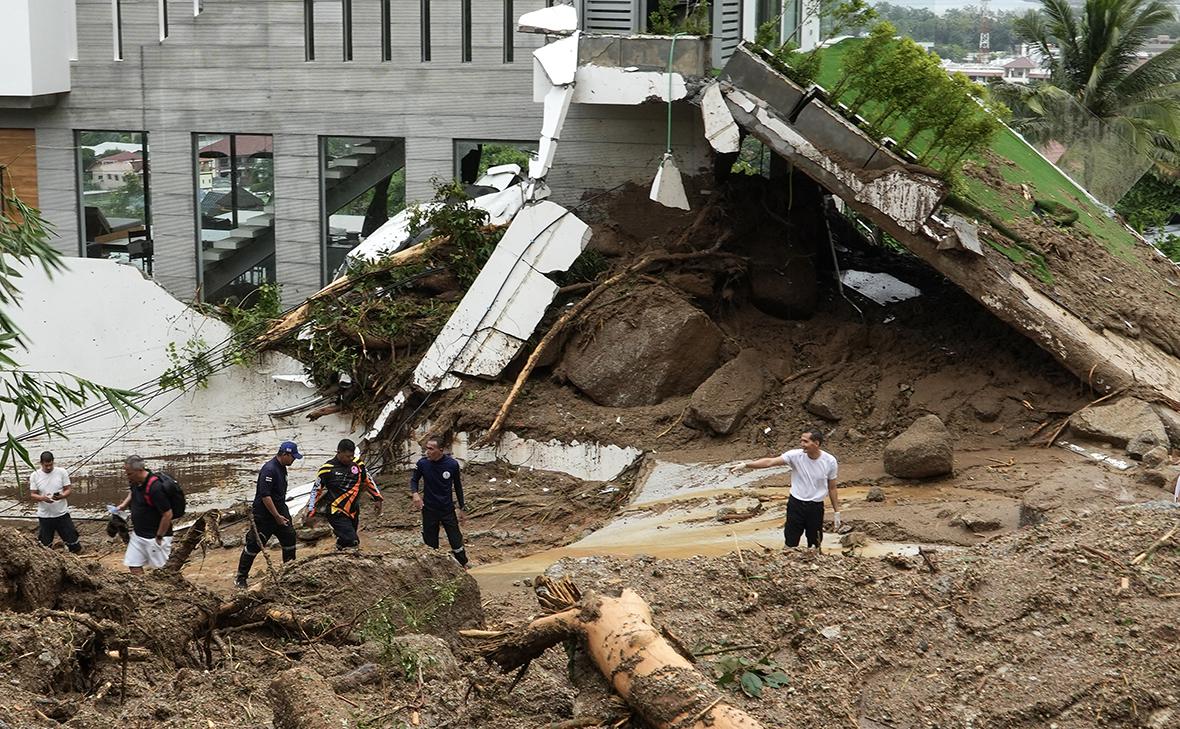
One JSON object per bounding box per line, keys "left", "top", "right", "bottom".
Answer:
{"left": 453, "top": 140, "right": 536, "bottom": 185}
{"left": 321, "top": 136, "right": 406, "bottom": 281}
{"left": 78, "top": 130, "right": 152, "bottom": 275}
{"left": 195, "top": 133, "right": 275, "bottom": 303}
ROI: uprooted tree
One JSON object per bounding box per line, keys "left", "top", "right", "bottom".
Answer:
{"left": 469, "top": 576, "right": 767, "bottom": 729}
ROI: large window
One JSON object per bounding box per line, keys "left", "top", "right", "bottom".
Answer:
{"left": 78, "top": 130, "right": 152, "bottom": 274}
{"left": 195, "top": 134, "right": 275, "bottom": 303}
{"left": 321, "top": 136, "right": 406, "bottom": 281}
{"left": 453, "top": 140, "right": 536, "bottom": 185}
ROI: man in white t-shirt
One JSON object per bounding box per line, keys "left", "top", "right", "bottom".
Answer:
{"left": 29, "top": 451, "right": 82, "bottom": 554}
{"left": 734, "top": 429, "right": 840, "bottom": 549}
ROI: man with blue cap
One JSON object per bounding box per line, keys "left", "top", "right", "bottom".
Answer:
{"left": 235, "top": 441, "right": 302, "bottom": 588}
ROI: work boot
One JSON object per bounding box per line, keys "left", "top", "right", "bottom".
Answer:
{"left": 233, "top": 574, "right": 248, "bottom": 590}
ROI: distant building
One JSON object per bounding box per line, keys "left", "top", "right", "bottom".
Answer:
{"left": 88, "top": 150, "right": 143, "bottom": 190}
{"left": 943, "top": 56, "right": 1050, "bottom": 84}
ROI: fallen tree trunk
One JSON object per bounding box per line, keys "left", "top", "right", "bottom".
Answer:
{"left": 269, "top": 666, "right": 354, "bottom": 729}
{"left": 474, "top": 577, "right": 764, "bottom": 729}
{"left": 163, "top": 510, "right": 222, "bottom": 573}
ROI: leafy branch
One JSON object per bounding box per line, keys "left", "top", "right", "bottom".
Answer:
{"left": 0, "top": 193, "right": 141, "bottom": 480}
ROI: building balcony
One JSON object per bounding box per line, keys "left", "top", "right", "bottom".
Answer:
{"left": 0, "top": 0, "right": 73, "bottom": 108}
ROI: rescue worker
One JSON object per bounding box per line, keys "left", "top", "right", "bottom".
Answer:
{"left": 235, "top": 441, "right": 302, "bottom": 588}
{"left": 115, "top": 455, "right": 173, "bottom": 573}
{"left": 305, "top": 438, "right": 383, "bottom": 549}
{"left": 411, "top": 436, "right": 469, "bottom": 567}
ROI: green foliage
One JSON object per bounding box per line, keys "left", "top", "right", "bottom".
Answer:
{"left": 755, "top": 0, "right": 876, "bottom": 88}
{"left": 556, "top": 248, "right": 609, "bottom": 287}
{"left": 158, "top": 338, "right": 215, "bottom": 391}
{"left": 713, "top": 654, "right": 789, "bottom": 698}
{"left": 341, "top": 168, "right": 407, "bottom": 218}
{"left": 361, "top": 577, "right": 463, "bottom": 679}
{"left": 219, "top": 282, "right": 284, "bottom": 367}
{"left": 409, "top": 180, "right": 499, "bottom": 288}
{"left": 648, "top": 0, "right": 711, "bottom": 35}
{"left": 104, "top": 172, "right": 145, "bottom": 219}
{"left": 1115, "top": 172, "right": 1180, "bottom": 231}
{"left": 1155, "top": 233, "right": 1180, "bottom": 261}
{"left": 0, "top": 193, "right": 141, "bottom": 480}
{"left": 832, "top": 22, "right": 1003, "bottom": 173}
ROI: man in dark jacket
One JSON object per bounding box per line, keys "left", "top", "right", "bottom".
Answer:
{"left": 115, "top": 455, "right": 173, "bottom": 574}
{"left": 306, "top": 438, "right": 383, "bottom": 549}
{"left": 235, "top": 441, "right": 302, "bottom": 588}
{"left": 411, "top": 436, "right": 468, "bottom": 567}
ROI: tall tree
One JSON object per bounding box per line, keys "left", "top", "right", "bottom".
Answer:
{"left": 1010, "top": 0, "right": 1180, "bottom": 160}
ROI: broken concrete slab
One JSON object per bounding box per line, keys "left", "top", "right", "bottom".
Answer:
{"left": 413, "top": 201, "right": 591, "bottom": 392}
{"left": 650, "top": 153, "right": 690, "bottom": 211}
{"left": 534, "top": 32, "right": 579, "bottom": 86}
{"left": 518, "top": 3, "right": 578, "bottom": 35}
{"left": 541, "top": 83, "right": 575, "bottom": 140}
{"left": 701, "top": 82, "right": 740, "bottom": 154}
{"left": 451, "top": 431, "right": 643, "bottom": 482}
{"left": 839, "top": 270, "right": 921, "bottom": 306}
{"left": 718, "top": 43, "right": 1180, "bottom": 405}
{"left": 942, "top": 214, "right": 985, "bottom": 256}
{"left": 571, "top": 65, "right": 689, "bottom": 105}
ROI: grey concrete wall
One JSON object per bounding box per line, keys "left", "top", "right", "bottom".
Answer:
{"left": 0, "top": 0, "right": 709, "bottom": 304}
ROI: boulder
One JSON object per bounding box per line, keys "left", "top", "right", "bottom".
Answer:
{"left": 559, "top": 287, "right": 723, "bottom": 407}
{"left": 1069, "top": 397, "right": 1166, "bottom": 449}
{"left": 748, "top": 245, "right": 818, "bottom": 320}
{"left": 1142, "top": 446, "right": 1170, "bottom": 468}
{"left": 1151, "top": 404, "right": 1180, "bottom": 448}
{"left": 1127, "top": 430, "right": 1164, "bottom": 460}
{"left": 805, "top": 381, "right": 846, "bottom": 422}
{"left": 883, "top": 415, "right": 954, "bottom": 479}
{"left": 865, "top": 485, "right": 886, "bottom": 502}
{"left": 970, "top": 397, "right": 1002, "bottom": 422}
{"left": 684, "top": 348, "right": 767, "bottom": 435}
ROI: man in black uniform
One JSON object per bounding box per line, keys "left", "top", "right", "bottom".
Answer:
{"left": 235, "top": 441, "right": 302, "bottom": 588}
{"left": 306, "top": 438, "right": 383, "bottom": 549}
{"left": 411, "top": 436, "right": 469, "bottom": 567}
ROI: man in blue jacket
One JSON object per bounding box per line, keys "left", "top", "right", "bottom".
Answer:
{"left": 411, "top": 436, "right": 469, "bottom": 567}
{"left": 235, "top": 441, "right": 302, "bottom": 588}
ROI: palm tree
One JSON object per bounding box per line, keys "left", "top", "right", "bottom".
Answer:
{"left": 1007, "top": 0, "right": 1180, "bottom": 162}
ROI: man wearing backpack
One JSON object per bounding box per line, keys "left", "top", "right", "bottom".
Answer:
{"left": 305, "top": 438, "right": 383, "bottom": 549}
{"left": 235, "top": 441, "right": 302, "bottom": 588}
{"left": 115, "top": 455, "right": 175, "bottom": 573}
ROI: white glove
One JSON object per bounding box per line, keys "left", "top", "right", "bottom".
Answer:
{"left": 833, "top": 512, "right": 842, "bottom": 530}
{"left": 729, "top": 462, "right": 748, "bottom": 474}
{"left": 106, "top": 504, "right": 121, "bottom": 515}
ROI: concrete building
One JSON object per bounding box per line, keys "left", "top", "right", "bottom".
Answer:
{"left": 0, "top": 0, "right": 817, "bottom": 306}
{"left": 943, "top": 56, "right": 1050, "bottom": 85}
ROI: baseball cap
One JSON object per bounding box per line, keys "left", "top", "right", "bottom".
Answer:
{"left": 278, "top": 441, "right": 303, "bottom": 459}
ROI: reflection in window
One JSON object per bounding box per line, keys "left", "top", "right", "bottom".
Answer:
{"left": 453, "top": 140, "right": 535, "bottom": 186}
{"left": 78, "top": 130, "right": 152, "bottom": 275}
{"left": 195, "top": 133, "right": 275, "bottom": 303}
{"left": 322, "top": 136, "right": 406, "bottom": 282}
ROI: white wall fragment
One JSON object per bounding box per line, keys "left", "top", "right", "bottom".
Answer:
{"left": 518, "top": 4, "right": 578, "bottom": 35}
{"left": 452, "top": 431, "right": 643, "bottom": 482}
{"left": 541, "top": 84, "right": 574, "bottom": 139}
{"left": 840, "top": 270, "right": 922, "bottom": 305}
{"left": 533, "top": 32, "right": 579, "bottom": 86}
{"left": 943, "top": 213, "right": 985, "bottom": 255}
{"left": 701, "top": 82, "right": 740, "bottom": 154}
{"left": 413, "top": 201, "right": 591, "bottom": 392}
{"left": 572, "top": 65, "right": 689, "bottom": 105}
{"left": 529, "top": 136, "right": 559, "bottom": 180}
{"left": 650, "top": 154, "right": 690, "bottom": 210}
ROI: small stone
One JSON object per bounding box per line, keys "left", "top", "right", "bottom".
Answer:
{"left": 971, "top": 398, "right": 1002, "bottom": 422}
{"left": 820, "top": 626, "right": 841, "bottom": 639}
{"left": 840, "top": 531, "right": 867, "bottom": 547}
{"left": 865, "top": 486, "right": 886, "bottom": 502}
{"left": 1141, "top": 445, "right": 1169, "bottom": 467}
{"left": 846, "top": 428, "right": 865, "bottom": 443}
{"left": 1127, "top": 430, "right": 1163, "bottom": 460}
{"left": 951, "top": 512, "right": 1001, "bottom": 533}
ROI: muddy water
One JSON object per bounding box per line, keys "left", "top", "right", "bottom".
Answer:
{"left": 471, "top": 458, "right": 935, "bottom": 594}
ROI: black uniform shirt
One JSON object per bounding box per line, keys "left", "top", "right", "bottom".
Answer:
{"left": 253, "top": 457, "right": 290, "bottom": 518}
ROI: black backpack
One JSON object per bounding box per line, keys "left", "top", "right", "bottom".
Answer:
{"left": 144, "top": 472, "right": 187, "bottom": 519}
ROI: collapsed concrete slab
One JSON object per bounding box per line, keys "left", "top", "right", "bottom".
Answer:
{"left": 718, "top": 44, "right": 1180, "bottom": 404}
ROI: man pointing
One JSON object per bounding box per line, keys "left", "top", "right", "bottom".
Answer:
{"left": 734, "top": 428, "right": 840, "bottom": 549}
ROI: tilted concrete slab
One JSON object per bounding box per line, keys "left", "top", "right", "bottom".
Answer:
{"left": 719, "top": 44, "right": 1180, "bottom": 403}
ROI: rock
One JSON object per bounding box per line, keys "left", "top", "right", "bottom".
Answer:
{"left": 1142, "top": 445, "right": 1170, "bottom": 467}
{"left": 296, "top": 525, "right": 333, "bottom": 543}
{"left": 748, "top": 245, "right": 818, "bottom": 320}
{"left": 1137, "top": 467, "right": 1180, "bottom": 491}
{"left": 1151, "top": 404, "right": 1180, "bottom": 448}
{"left": 865, "top": 486, "right": 885, "bottom": 502}
{"left": 951, "top": 512, "right": 1001, "bottom": 532}
{"left": 269, "top": 667, "right": 353, "bottom": 729}
{"left": 664, "top": 271, "right": 714, "bottom": 299}
{"left": 1069, "top": 397, "right": 1166, "bottom": 449}
{"left": 732, "top": 497, "right": 762, "bottom": 513}
{"left": 840, "top": 531, "right": 867, "bottom": 547}
{"left": 220, "top": 533, "right": 243, "bottom": 550}
{"left": 1127, "top": 430, "right": 1164, "bottom": 460}
{"left": 684, "top": 348, "right": 767, "bottom": 435}
{"left": 883, "top": 415, "right": 954, "bottom": 479}
{"left": 819, "top": 625, "right": 841, "bottom": 639}
{"left": 381, "top": 635, "right": 458, "bottom": 681}
{"left": 846, "top": 428, "right": 866, "bottom": 443}
{"left": 805, "top": 381, "right": 846, "bottom": 422}
{"left": 559, "top": 286, "right": 723, "bottom": 407}
{"left": 971, "top": 397, "right": 1002, "bottom": 422}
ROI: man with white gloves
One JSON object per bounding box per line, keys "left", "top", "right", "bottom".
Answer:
{"left": 733, "top": 428, "right": 841, "bottom": 549}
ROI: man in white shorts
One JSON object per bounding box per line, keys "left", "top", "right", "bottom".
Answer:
{"left": 734, "top": 428, "right": 841, "bottom": 549}
{"left": 115, "top": 455, "right": 173, "bottom": 573}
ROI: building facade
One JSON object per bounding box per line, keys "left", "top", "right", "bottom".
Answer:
{"left": 0, "top": 0, "right": 808, "bottom": 305}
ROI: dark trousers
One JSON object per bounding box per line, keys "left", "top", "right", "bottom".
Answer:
{"left": 784, "top": 495, "right": 824, "bottom": 549}
{"left": 38, "top": 514, "right": 81, "bottom": 553}
{"left": 422, "top": 507, "right": 468, "bottom": 566}
{"left": 328, "top": 511, "right": 361, "bottom": 549}
{"left": 236, "top": 510, "right": 297, "bottom": 578}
